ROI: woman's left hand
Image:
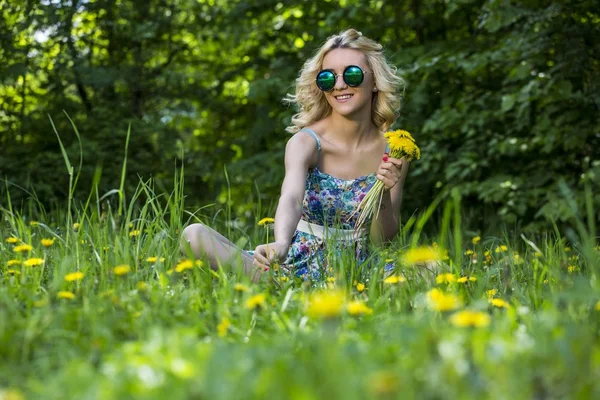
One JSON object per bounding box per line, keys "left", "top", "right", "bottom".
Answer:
{"left": 376, "top": 154, "right": 406, "bottom": 191}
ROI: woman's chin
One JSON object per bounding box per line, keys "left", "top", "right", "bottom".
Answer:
{"left": 330, "top": 102, "right": 368, "bottom": 117}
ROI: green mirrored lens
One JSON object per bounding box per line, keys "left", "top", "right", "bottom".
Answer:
{"left": 316, "top": 71, "right": 335, "bottom": 91}
{"left": 344, "top": 66, "right": 364, "bottom": 86}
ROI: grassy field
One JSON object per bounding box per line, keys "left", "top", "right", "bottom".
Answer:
{"left": 1, "top": 175, "right": 599, "bottom": 399}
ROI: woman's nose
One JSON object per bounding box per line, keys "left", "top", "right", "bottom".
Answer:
{"left": 333, "top": 74, "right": 347, "bottom": 90}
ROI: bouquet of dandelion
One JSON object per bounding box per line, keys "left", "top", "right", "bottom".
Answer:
{"left": 352, "top": 129, "right": 420, "bottom": 230}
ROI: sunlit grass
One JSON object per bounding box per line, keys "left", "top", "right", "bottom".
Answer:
{"left": 1, "top": 178, "right": 598, "bottom": 399}
{"left": 1, "top": 121, "right": 599, "bottom": 399}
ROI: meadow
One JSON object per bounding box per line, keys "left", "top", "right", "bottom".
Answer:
{"left": 1, "top": 168, "right": 599, "bottom": 400}
{"left": 2, "top": 1, "right": 598, "bottom": 398}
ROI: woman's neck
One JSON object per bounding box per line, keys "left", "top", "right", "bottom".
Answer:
{"left": 328, "top": 111, "right": 377, "bottom": 150}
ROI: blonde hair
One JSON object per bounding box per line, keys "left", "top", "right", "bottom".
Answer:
{"left": 284, "top": 28, "right": 404, "bottom": 134}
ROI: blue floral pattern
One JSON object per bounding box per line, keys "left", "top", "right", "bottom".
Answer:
{"left": 281, "top": 166, "right": 379, "bottom": 279}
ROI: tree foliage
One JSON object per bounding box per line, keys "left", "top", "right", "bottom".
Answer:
{"left": 1, "top": 0, "right": 598, "bottom": 231}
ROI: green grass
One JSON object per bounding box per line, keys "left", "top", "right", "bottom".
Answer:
{"left": 1, "top": 123, "right": 599, "bottom": 399}
{"left": 1, "top": 176, "right": 599, "bottom": 399}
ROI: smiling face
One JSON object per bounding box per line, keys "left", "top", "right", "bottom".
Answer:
{"left": 320, "top": 48, "right": 376, "bottom": 118}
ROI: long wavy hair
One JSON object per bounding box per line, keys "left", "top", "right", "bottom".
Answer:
{"left": 284, "top": 28, "right": 404, "bottom": 134}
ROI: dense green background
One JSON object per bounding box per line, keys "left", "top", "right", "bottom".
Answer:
{"left": 1, "top": 0, "right": 599, "bottom": 232}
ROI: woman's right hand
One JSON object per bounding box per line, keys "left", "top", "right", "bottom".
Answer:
{"left": 253, "top": 241, "right": 289, "bottom": 270}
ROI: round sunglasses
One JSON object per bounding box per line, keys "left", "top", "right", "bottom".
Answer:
{"left": 316, "top": 65, "right": 369, "bottom": 91}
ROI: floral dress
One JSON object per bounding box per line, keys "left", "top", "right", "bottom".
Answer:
{"left": 280, "top": 164, "right": 379, "bottom": 280}
{"left": 272, "top": 127, "right": 392, "bottom": 280}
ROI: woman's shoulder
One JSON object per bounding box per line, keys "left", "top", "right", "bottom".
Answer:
{"left": 285, "top": 128, "right": 320, "bottom": 167}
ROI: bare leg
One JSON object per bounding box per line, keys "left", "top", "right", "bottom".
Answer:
{"left": 180, "top": 223, "right": 259, "bottom": 281}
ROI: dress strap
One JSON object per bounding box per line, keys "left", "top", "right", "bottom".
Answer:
{"left": 384, "top": 142, "right": 390, "bottom": 154}
{"left": 300, "top": 127, "right": 321, "bottom": 165}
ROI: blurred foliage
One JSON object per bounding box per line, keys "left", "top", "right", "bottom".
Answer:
{"left": 1, "top": 0, "right": 599, "bottom": 231}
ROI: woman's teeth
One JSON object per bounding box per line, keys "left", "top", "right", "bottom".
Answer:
{"left": 335, "top": 94, "right": 353, "bottom": 100}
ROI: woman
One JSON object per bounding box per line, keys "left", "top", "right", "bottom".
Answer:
{"left": 181, "top": 28, "right": 408, "bottom": 282}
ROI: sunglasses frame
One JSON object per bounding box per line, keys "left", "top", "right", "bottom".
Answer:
{"left": 316, "top": 65, "right": 368, "bottom": 91}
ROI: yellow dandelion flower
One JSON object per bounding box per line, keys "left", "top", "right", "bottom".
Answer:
{"left": 307, "top": 290, "right": 345, "bottom": 319}
{"left": 6, "top": 237, "right": 19, "bottom": 244}
{"left": 257, "top": 217, "right": 275, "bottom": 226}
{"left": 485, "top": 289, "right": 497, "bottom": 298}
{"left": 7, "top": 269, "right": 20, "bottom": 275}
{"left": 113, "top": 265, "right": 131, "bottom": 276}
{"left": 489, "top": 298, "right": 510, "bottom": 308}
{"left": 129, "top": 229, "right": 141, "bottom": 237}
{"left": 472, "top": 236, "right": 481, "bottom": 245}
{"left": 449, "top": 310, "right": 491, "bottom": 328}
{"left": 41, "top": 238, "right": 55, "bottom": 247}
{"left": 464, "top": 249, "right": 474, "bottom": 255}
{"left": 217, "top": 318, "right": 231, "bottom": 337}
{"left": 436, "top": 273, "right": 456, "bottom": 284}
{"left": 595, "top": 301, "right": 600, "bottom": 311}
{"left": 535, "top": 251, "right": 542, "bottom": 257}
{"left": 564, "top": 247, "right": 571, "bottom": 252}
{"left": 175, "top": 259, "right": 202, "bottom": 272}
{"left": 426, "top": 288, "right": 462, "bottom": 312}
{"left": 72, "top": 222, "right": 80, "bottom": 230}
{"left": 234, "top": 283, "right": 250, "bottom": 292}
{"left": 356, "top": 282, "right": 366, "bottom": 292}
{"left": 33, "top": 298, "right": 48, "bottom": 308}
{"left": 347, "top": 300, "right": 373, "bottom": 316}
{"left": 136, "top": 281, "right": 148, "bottom": 291}
{"left": 145, "top": 256, "right": 165, "bottom": 263}
{"left": 457, "top": 276, "right": 477, "bottom": 283}
{"left": 402, "top": 246, "right": 441, "bottom": 265}
{"left": 245, "top": 293, "right": 266, "bottom": 310}
{"left": 13, "top": 244, "right": 33, "bottom": 253}
{"left": 64, "top": 271, "right": 84, "bottom": 282}
{"left": 175, "top": 259, "right": 193, "bottom": 272}
{"left": 7, "top": 259, "right": 21, "bottom": 267}
{"left": 385, "top": 258, "right": 394, "bottom": 263}
{"left": 23, "top": 258, "right": 44, "bottom": 267}
{"left": 495, "top": 245, "right": 508, "bottom": 253}
{"left": 57, "top": 291, "right": 75, "bottom": 300}
{"left": 383, "top": 130, "right": 421, "bottom": 161}
{"left": 30, "top": 221, "right": 39, "bottom": 226}
{"left": 383, "top": 275, "right": 406, "bottom": 284}
{"left": 567, "top": 265, "right": 579, "bottom": 273}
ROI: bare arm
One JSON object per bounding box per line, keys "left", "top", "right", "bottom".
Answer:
{"left": 274, "top": 131, "right": 318, "bottom": 245}
{"left": 370, "top": 159, "right": 410, "bottom": 245}
{"left": 253, "top": 130, "right": 318, "bottom": 267}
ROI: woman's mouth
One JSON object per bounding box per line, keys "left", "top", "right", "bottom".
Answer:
{"left": 334, "top": 94, "right": 353, "bottom": 102}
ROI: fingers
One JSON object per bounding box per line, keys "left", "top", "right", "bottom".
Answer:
{"left": 266, "top": 246, "right": 278, "bottom": 263}
{"left": 376, "top": 173, "right": 394, "bottom": 190}
{"left": 385, "top": 156, "right": 405, "bottom": 167}
{"left": 253, "top": 246, "right": 270, "bottom": 267}
{"left": 380, "top": 159, "right": 404, "bottom": 171}
{"left": 377, "top": 164, "right": 400, "bottom": 190}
